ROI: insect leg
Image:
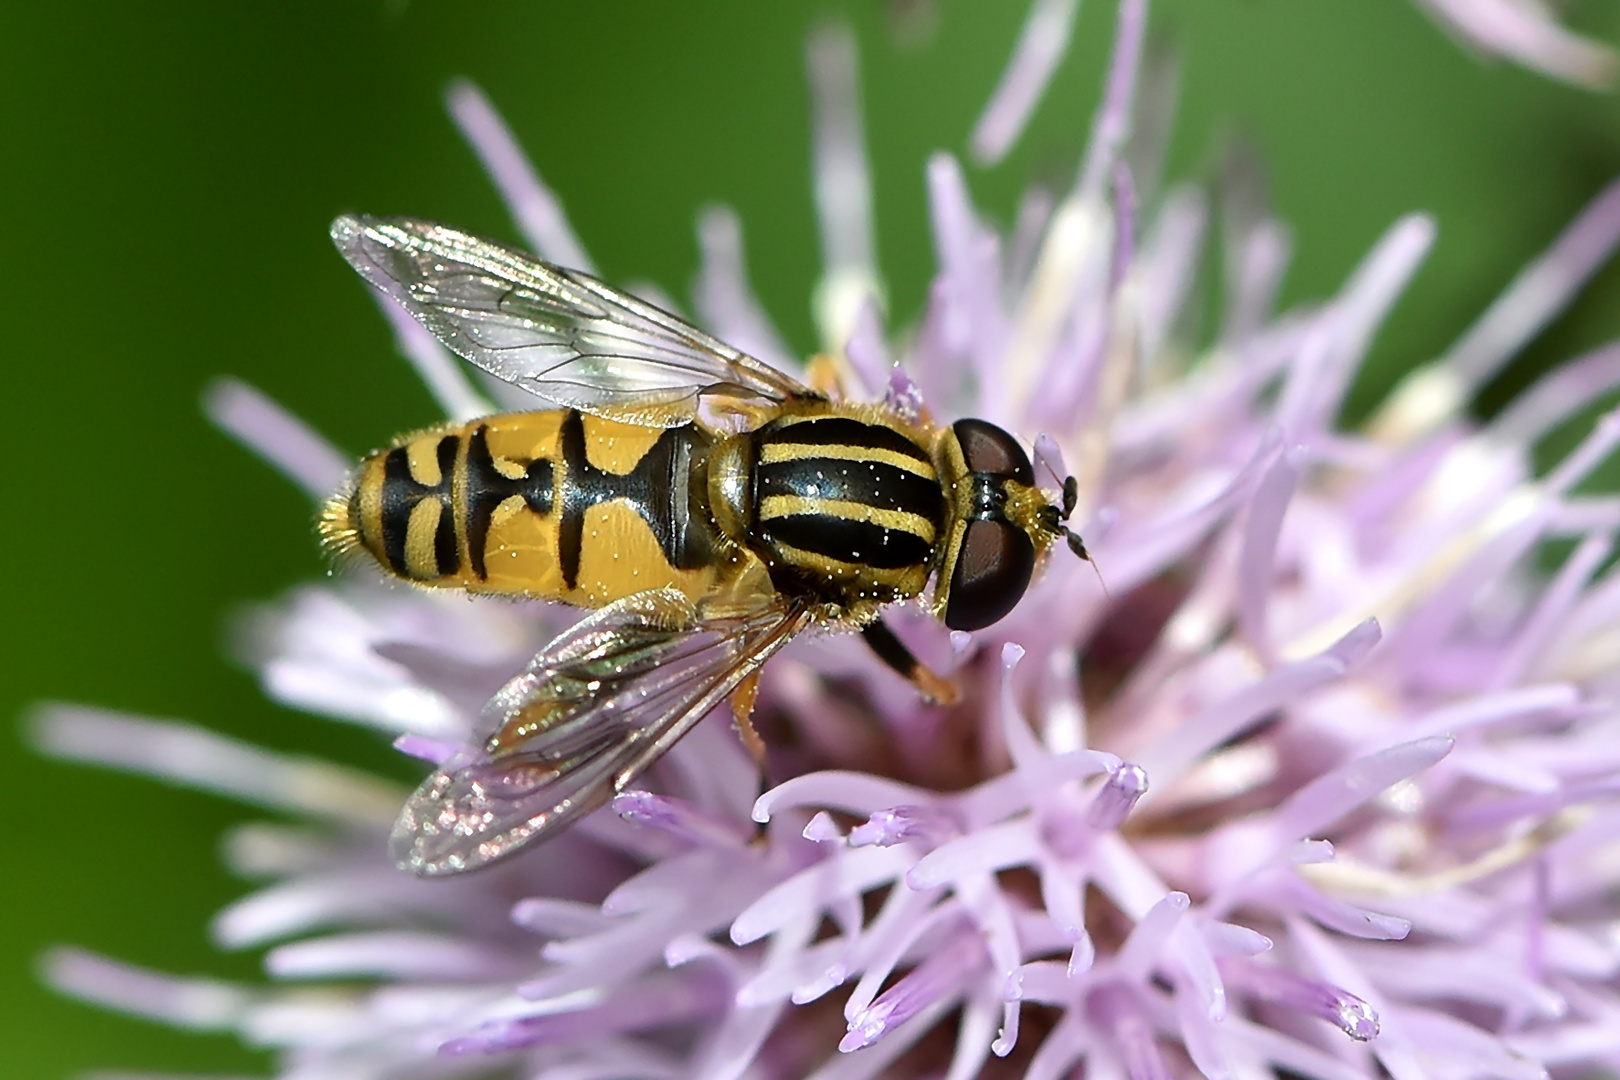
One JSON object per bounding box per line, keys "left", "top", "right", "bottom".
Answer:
{"left": 861, "top": 621, "right": 960, "bottom": 706}
{"left": 804, "top": 353, "right": 848, "bottom": 398}
{"left": 729, "top": 670, "right": 768, "bottom": 774}
{"left": 729, "top": 671, "right": 771, "bottom": 846}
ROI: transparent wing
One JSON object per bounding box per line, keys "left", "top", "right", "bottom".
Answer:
{"left": 391, "top": 589, "right": 810, "bottom": 875}
{"left": 332, "top": 214, "right": 816, "bottom": 425}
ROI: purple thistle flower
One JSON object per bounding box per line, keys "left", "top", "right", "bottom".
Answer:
{"left": 970, "top": 0, "right": 1617, "bottom": 170}
{"left": 34, "top": 3, "right": 1620, "bottom": 1077}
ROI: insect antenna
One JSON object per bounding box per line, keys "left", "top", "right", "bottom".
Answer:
{"left": 1054, "top": 477, "right": 1109, "bottom": 598}
{"left": 1062, "top": 528, "right": 1110, "bottom": 598}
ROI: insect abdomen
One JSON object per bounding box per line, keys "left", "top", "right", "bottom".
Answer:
{"left": 329, "top": 410, "right": 726, "bottom": 607}
{"left": 748, "top": 413, "right": 942, "bottom": 604}
{"left": 332, "top": 427, "right": 464, "bottom": 583}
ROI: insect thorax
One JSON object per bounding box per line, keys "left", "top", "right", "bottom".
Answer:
{"left": 731, "top": 408, "right": 943, "bottom": 613}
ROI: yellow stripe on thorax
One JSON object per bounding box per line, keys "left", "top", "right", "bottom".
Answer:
{"left": 757, "top": 495, "right": 937, "bottom": 543}
{"left": 764, "top": 539, "right": 932, "bottom": 597}
{"left": 758, "top": 441, "right": 937, "bottom": 479}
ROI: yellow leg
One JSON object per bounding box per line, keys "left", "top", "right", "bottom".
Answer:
{"left": 729, "top": 671, "right": 773, "bottom": 847}
{"left": 805, "top": 354, "right": 848, "bottom": 399}
{"left": 729, "top": 670, "right": 767, "bottom": 775}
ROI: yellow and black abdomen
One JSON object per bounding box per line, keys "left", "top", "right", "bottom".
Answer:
{"left": 327, "top": 409, "right": 728, "bottom": 608}
{"left": 746, "top": 413, "right": 943, "bottom": 610}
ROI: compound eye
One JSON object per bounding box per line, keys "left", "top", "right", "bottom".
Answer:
{"left": 953, "top": 419, "right": 1034, "bottom": 483}
{"left": 944, "top": 519, "right": 1036, "bottom": 630}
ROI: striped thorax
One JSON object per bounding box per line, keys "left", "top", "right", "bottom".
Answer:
{"left": 740, "top": 408, "right": 942, "bottom": 612}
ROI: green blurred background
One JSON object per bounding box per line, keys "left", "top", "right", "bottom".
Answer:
{"left": 4, "top": 1, "right": 1620, "bottom": 1075}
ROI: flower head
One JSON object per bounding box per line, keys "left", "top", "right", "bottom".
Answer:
{"left": 37, "top": 3, "right": 1620, "bottom": 1078}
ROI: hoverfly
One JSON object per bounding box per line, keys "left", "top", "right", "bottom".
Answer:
{"left": 325, "top": 215, "right": 1088, "bottom": 875}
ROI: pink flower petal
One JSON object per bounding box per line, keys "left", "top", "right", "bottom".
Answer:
{"left": 1416, "top": 0, "right": 1616, "bottom": 88}
{"left": 202, "top": 377, "right": 349, "bottom": 499}
{"left": 969, "top": 0, "right": 1079, "bottom": 165}
{"left": 693, "top": 204, "right": 796, "bottom": 374}
{"left": 445, "top": 79, "right": 594, "bottom": 271}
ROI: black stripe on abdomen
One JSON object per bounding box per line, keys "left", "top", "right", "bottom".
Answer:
{"left": 464, "top": 424, "right": 554, "bottom": 580}
{"left": 556, "top": 411, "right": 589, "bottom": 589}
{"left": 379, "top": 436, "right": 460, "bottom": 578}
{"left": 762, "top": 513, "right": 932, "bottom": 569}
{"left": 556, "top": 410, "right": 715, "bottom": 590}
